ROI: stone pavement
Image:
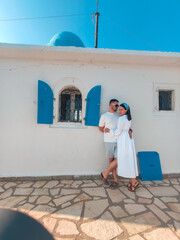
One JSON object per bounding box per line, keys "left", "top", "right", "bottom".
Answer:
{"left": 0, "top": 177, "right": 180, "bottom": 240}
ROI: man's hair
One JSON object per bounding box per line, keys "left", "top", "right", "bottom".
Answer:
{"left": 109, "top": 99, "right": 119, "bottom": 105}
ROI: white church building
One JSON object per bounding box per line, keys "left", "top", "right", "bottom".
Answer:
{"left": 0, "top": 32, "right": 180, "bottom": 178}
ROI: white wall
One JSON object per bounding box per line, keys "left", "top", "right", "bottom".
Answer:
{"left": 0, "top": 54, "right": 180, "bottom": 177}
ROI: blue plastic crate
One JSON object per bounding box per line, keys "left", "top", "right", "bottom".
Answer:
{"left": 137, "top": 151, "right": 163, "bottom": 181}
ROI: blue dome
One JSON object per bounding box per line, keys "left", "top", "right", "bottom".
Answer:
{"left": 48, "top": 31, "right": 85, "bottom": 47}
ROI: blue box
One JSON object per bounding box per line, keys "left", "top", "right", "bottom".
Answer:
{"left": 137, "top": 151, "right": 163, "bottom": 181}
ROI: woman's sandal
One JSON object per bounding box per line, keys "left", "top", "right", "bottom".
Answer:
{"left": 127, "top": 182, "right": 131, "bottom": 188}
{"left": 110, "top": 182, "right": 119, "bottom": 190}
{"left": 128, "top": 181, "right": 139, "bottom": 192}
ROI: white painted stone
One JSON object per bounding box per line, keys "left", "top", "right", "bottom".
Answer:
{"left": 148, "top": 187, "right": 179, "bottom": 196}
{"left": 166, "top": 211, "right": 180, "bottom": 221}
{"left": 109, "top": 206, "right": 128, "bottom": 218}
{"left": 43, "top": 181, "right": 59, "bottom": 188}
{"left": 147, "top": 204, "right": 170, "bottom": 223}
{"left": 106, "top": 188, "right": 126, "bottom": 203}
{"left": 73, "top": 193, "right": 91, "bottom": 202}
{"left": 31, "top": 188, "right": 49, "bottom": 196}
{"left": 83, "top": 199, "right": 109, "bottom": 219}
{"left": 160, "top": 197, "right": 178, "bottom": 203}
{"left": 53, "top": 195, "right": 76, "bottom": 206}
{"left": 143, "top": 227, "right": 179, "bottom": 240}
{"left": 56, "top": 220, "right": 79, "bottom": 235}
{"left": 0, "top": 188, "right": 13, "bottom": 199}
{"left": 124, "top": 204, "right": 147, "bottom": 215}
{"left": 14, "top": 188, "right": 33, "bottom": 195}
{"left": 154, "top": 198, "right": 167, "bottom": 209}
{"left": 36, "top": 196, "right": 51, "bottom": 204}
{"left": 121, "top": 212, "right": 161, "bottom": 236}
{"left": 60, "top": 188, "right": 80, "bottom": 196}
{"left": 136, "top": 188, "right": 153, "bottom": 198}
{"left": 54, "top": 202, "right": 83, "bottom": 220}
{"left": 168, "top": 203, "right": 180, "bottom": 213}
{"left": 81, "top": 211, "right": 123, "bottom": 240}
{"left": 82, "top": 187, "right": 107, "bottom": 197}
{"left": 0, "top": 196, "right": 27, "bottom": 207}
{"left": 33, "top": 181, "right": 46, "bottom": 188}
{"left": 42, "top": 217, "right": 57, "bottom": 233}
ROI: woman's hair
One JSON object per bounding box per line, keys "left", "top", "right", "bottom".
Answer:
{"left": 120, "top": 103, "right": 132, "bottom": 121}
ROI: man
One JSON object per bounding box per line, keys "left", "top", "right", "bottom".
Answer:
{"left": 99, "top": 99, "right": 120, "bottom": 186}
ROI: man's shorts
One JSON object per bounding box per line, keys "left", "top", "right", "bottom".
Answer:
{"left": 104, "top": 142, "right": 117, "bottom": 158}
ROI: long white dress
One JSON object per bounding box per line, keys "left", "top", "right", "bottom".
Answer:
{"left": 110, "top": 115, "right": 138, "bottom": 178}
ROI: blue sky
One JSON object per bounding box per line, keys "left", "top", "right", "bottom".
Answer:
{"left": 0, "top": 0, "right": 180, "bottom": 52}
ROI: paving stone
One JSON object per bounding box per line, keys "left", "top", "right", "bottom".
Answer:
{"left": 168, "top": 203, "right": 180, "bottom": 213}
{"left": 71, "top": 180, "right": 82, "bottom": 188}
{"left": 106, "top": 188, "right": 126, "bottom": 203}
{"left": 33, "top": 181, "right": 46, "bottom": 188}
{"left": 148, "top": 187, "right": 179, "bottom": 196}
{"left": 128, "top": 235, "right": 145, "bottom": 240}
{"left": 154, "top": 198, "right": 167, "bottom": 209}
{"left": 170, "top": 179, "right": 179, "bottom": 185}
{"left": 160, "top": 197, "right": 178, "bottom": 203}
{"left": 0, "top": 196, "right": 27, "bottom": 207}
{"left": 48, "top": 202, "right": 56, "bottom": 207}
{"left": 83, "top": 199, "right": 109, "bottom": 219}
{"left": 18, "top": 203, "right": 35, "bottom": 212}
{"left": 93, "top": 196, "right": 101, "bottom": 200}
{"left": 14, "top": 188, "right": 33, "bottom": 195}
{"left": 53, "top": 202, "right": 83, "bottom": 220}
{"left": 82, "top": 187, "right": 107, "bottom": 197}
{"left": 109, "top": 206, "right": 128, "bottom": 218}
{"left": 29, "top": 205, "right": 56, "bottom": 219}
{"left": 174, "top": 220, "right": 180, "bottom": 236}
{"left": 0, "top": 188, "right": 13, "bottom": 199}
{"left": 81, "top": 182, "right": 97, "bottom": 187}
{"left": 136, "top": 187, "right": 153, "bottom": 198}
{"left": 147, "top": 204, "right": 170, "bottom": 223}
{"left": 42, "top": 217, "right": 57, "bottom": 233}
{"left": 28, "top": 196, "right": 38, "bottom": 203}
{"left": 31, "top": 188, "right": 49, "bottom": 196}
{"left": 4, "top": 182, "right": 17, "bottom": 189}
{"left": 0, "top": 187, "right": 4, "bottom": 193}
{"left": 53, "top": 195, "right": 76, "bottom": 206}
{"left": 121, "top": 212, "right": 161, "bottom": 236}
{"left": 143, "top": 227, "right": 179, "bottom": 240}
{"left": 61, "top": 201, "right": 71, "bottom": 208}
{"left": 124, "top": 199, "right": 135, "bottom": 203}
{"left": 50, "top": 188, "right": 60, "bottom": 196}
{"left": 17, "top": 182, "right": 34, "bottom": 188}
{"left": 138, "top": 198, "right": 152, "bottom": 204}
{"left": 73, "top": 193, "right": 91, "bottom": 202}
{"left": 119, "top": 186, "right": 136, "bottom": 199}
{"left": 43, "top": 181, "right": 59, "bottom": 188}
{"left": 60, "top": 188, "right": 80, "bottom": 196}
{"left": 60, "top": 180, "right": 73, "bottom": 184}
{"left": 36, "top": 196, "right": 51, "bottom": 204}
{"left": 139, "top": 181, "right": 153, "bottom": 185}
{"left": 81, "top": 211, "right": 123, "bottom": 240}
{"left": 124, "top": 204, "right": 147, "bottom": 215}
{"left": 56, "top": 220, "right": 79, "bottom": 235}
{"left": 166, "top": 211, "right": 180, "bottom": 221}
{"left": 174, "top": 185, "right": 180, "bottom": 192}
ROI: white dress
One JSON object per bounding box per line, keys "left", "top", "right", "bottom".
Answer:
{"left": 110, "top": 115, "right": 138, "bottom": 178}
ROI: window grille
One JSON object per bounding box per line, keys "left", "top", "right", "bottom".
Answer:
{"left": 59, "top": 87, "right": 82, "bottom": 122}
{"left": 159, "top": 90, "right": 174, "bottom": 111}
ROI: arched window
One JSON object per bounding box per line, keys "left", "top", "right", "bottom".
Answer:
{"left": 58, "top": 87, "right": 82, "bottom": 122}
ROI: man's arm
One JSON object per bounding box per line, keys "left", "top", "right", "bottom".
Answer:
{"left": 99, "top": 126, "right": 104, "bottom": 133}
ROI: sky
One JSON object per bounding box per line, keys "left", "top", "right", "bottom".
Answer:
{"left": 0, "top": 0, "right": 180, "bottom": 52}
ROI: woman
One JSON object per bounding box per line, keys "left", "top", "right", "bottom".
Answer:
{"left": 102, "top": 103, "right": 139, "bottom": 191}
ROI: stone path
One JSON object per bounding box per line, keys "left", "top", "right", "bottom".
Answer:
{"left": 0, "top": 177, "right": 180, "bottom": 240}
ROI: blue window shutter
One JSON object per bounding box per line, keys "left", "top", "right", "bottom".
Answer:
{"left": 85, "top": 85, "right": 101, "bottom": 126}
{"left": 37, "top": 80, "right": 54, "bottom": 124}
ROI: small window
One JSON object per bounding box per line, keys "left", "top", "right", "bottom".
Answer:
{"left": 58, "top": 87, "right": 82, "bottom": 122}
{"left": 159, "top": 90, "right": 174, "bottom": 111}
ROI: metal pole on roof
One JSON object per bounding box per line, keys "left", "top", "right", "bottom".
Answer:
{"left": 95, "top": 0, "right": 100, "bottom": 48}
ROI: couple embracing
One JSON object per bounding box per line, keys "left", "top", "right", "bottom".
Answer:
{"left": 99, "top": 99, "right": 139, "bottom": 192}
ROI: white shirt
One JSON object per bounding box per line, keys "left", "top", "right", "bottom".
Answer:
{"left": 99, "top": 112, "right": 119, "bottom": 142}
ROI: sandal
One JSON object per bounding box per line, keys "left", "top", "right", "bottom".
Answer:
{"left": 128, "top": 181, "right": 139, "bottom": 192}
{"left": 110, "top": 182, "right": 119, "bottom": 190}
{"left": 100, "top": 172, "right": 109, "bottom": 185}
{"left": 127, "top": 182, "right": 131, "bottom": 188}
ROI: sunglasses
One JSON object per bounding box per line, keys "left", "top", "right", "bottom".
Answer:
{"left": 112, "top": 104, "right": 119, "bottom": 107}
